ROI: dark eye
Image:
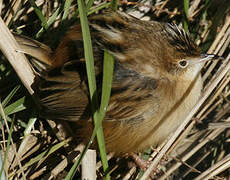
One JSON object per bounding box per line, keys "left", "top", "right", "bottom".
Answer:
{"left": 178, "top": 60, "right": 188, "bottom": 68}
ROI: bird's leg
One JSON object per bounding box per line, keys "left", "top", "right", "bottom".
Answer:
{"left": 129, "top": 152, "right": 161, "bottom": 178}
{"left": 129, "top": 152, "right": 151, "bottom": 171}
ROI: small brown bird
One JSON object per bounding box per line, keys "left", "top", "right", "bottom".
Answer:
{"left": 15, "top": 11, "right": 220, "bottom": 154}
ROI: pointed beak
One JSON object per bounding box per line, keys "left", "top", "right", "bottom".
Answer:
{"left": 189, "top": 54, "right": 224, "bottom": 65}
{"left": 200, "top": 54, "right": 224, "bottom": 61}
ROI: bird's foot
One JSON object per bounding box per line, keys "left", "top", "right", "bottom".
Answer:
{"left": 129, "top": 153, "right": 160, "bottom": 178}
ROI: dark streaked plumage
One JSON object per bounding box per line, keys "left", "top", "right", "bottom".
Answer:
{"left": 14, "top": 11, "right": 219, "bottom": 154}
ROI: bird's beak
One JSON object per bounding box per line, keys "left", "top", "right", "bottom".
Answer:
{"left": 200, "top": 54, "right": 224, "bottom": 61}
{"left": 189, "top": 54, "right": 224, "bottom": 65}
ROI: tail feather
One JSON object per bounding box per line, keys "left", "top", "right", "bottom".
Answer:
{"left": 14, "top": 33, "right": 53, "bottom": 66}
{"left": 14, "top": 24, "right": 84, "bottom": 71}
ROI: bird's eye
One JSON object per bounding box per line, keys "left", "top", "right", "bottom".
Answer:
{"left": 178, "top": 60, "right": 188, "bottom": 68}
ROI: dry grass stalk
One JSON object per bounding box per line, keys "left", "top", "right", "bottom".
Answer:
{"left": 0, "top": 17, "right": 35, "bottom": 95}
{"left": 82, "top": 149, "right": 96, "bottom": 180}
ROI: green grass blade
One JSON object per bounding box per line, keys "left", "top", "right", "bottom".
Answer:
{"left": 110, "top": 0, "right": 118, "bottom": 11}
{"left": 67, "top": 0, "right": 119, "bottom": 178}
{"left": 98, "top": 0, "right": 117, "bottom": 175}
{"left": 3, "top": 97, "right": 26, "bottom": 116}
{"left": 87, "top": 2, "right": 111, "bottom": 16}
{"left": 202, "top": 0, "right": 211, "bottom": 22}
{"left": 66, "top": 0, "right": 114, "bottom": 179}
{"left": 86, "top": 0, "right": 95, "bottom": 11}
{"left": 29, "top": 0, "right": 48, "bottom": 30}
{"left": 66, "top": 0, "right": 101, "bottom": 179}
{"left": 23, "top": 117, "right": 37, "bottom": 137}
{"left": 36, "top": 7, "right": 60, "bottom": 38}
{"left": 22, "top": 138, "right": 70, "bottom": 169}
{"left": 98, "top": 50, "right": 114, "bottom": 175}
{"left": 97, "top": 0, "right": 118, "bottom": 174}
{"left": 78, "top": 0, "right": 98, "bottom": 107}
{"left": 183, "top": 0, "right": 189, "bottom": 32}
{"left": 2, "top": 85, "right": 20, "bottom": 107}
{"left": 62, "top": 0, "right": 73, "bottom": 21}
{"left": 65, "top": 126, "right": 98, "bottom": 180}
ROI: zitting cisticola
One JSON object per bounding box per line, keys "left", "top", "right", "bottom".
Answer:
{"left": 14, "top": 11, "right": 219, "bottom": 154}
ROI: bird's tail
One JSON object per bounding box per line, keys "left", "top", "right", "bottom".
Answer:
{"left": 13, "top": 33, "right": 53, "bottom": 73}
{"left": 13, "top": 25, "right": 83, "bottom": 73}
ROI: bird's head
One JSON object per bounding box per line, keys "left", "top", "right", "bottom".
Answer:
{"left": 155, "top": 23, "right": 223, "bottom": 80}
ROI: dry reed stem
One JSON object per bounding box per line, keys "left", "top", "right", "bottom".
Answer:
{"left": 82, "top": 149, "right": 96, "bottom": 180}
{"left": 188, "top": 0, "right": 202, "bottom": 18}
{"left": 123, "top": 166, "right": 136, "bottom": 180}
{"left": 195, "top": 146, "right": 230, "bottom": 180}
{"left": 0, "top": 17, "right": 35, "bottom": 95}
{"left": 203, "top": 16, "right": 230, "bottom": 81}
{"left": 158, "top": 118, "right": 230, "bottom": 179}
{"left": 4, "top": 0, "right": 22, "bottom": 25}
{"left": 198, "top": 75, "right": 230, "bottom": 120}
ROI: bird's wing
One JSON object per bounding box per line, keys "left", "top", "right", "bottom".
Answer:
{"left": 14, "top": 11, "right": 159, "bottom": 123}
{"left": 38, "top": 60, "right": 91, "bottom": 121}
